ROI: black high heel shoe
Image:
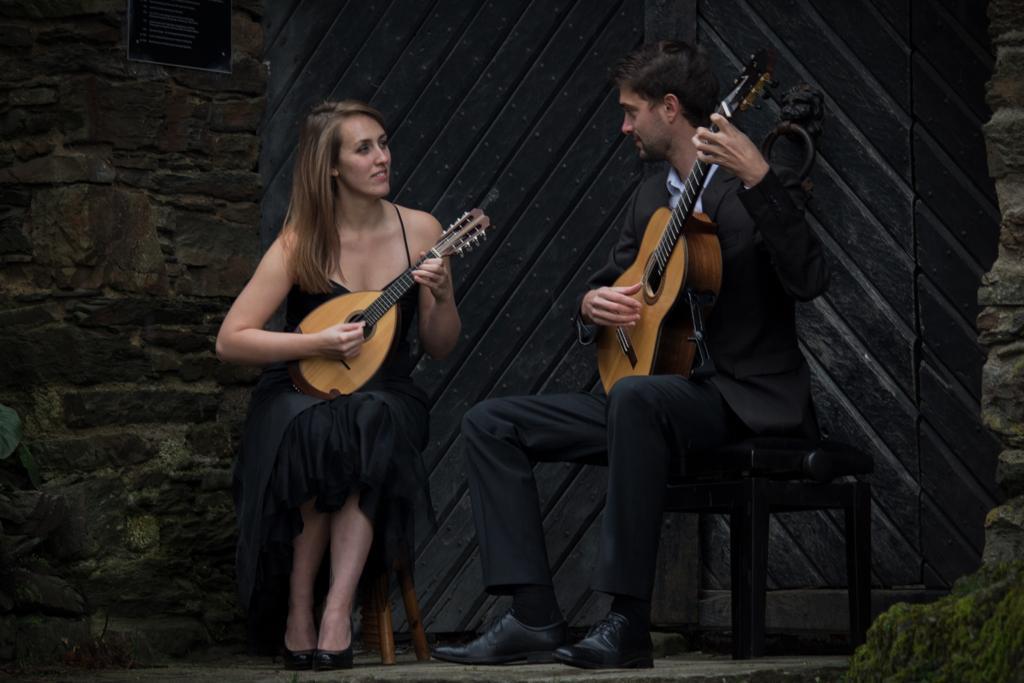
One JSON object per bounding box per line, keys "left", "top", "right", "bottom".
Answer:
{"left": 314, "top": 614, "right": 355, "bottom": 670}
{"left": 313, "top": 646, "right": 353, "bottom": 671}
{"left": 282, "top": 645, "right": 315, "bottom": 671}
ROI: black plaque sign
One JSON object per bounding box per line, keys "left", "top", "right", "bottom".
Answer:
{"left": 127, "top": 0, "right": 232, "bottom": 74}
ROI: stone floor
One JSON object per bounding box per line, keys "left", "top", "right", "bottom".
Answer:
{"left": 4, "top": 651, "right": 849, "bottom": 682}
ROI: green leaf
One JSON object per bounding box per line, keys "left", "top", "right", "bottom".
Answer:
{"left": 0, "top": 403, "right": 23, "bottom": 460}
{"left": 18, "top": 443, "right": 40, "bottom": 489}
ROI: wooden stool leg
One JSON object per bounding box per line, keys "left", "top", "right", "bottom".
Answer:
{"left": 372, "top": 571, "right": 397, "bottom": 664}
{"left": 360, "top": 583, "right": 379, "bottom": 653}
{"left": 396, "top": 559, "right": 430, "bottom": 661}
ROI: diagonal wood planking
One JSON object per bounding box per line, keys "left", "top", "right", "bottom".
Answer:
{"left": 259, "top": 0, "right": 1001, "bottom": 634}
{"left": 912, "top": 0, "right": 1000, "bottom": 587}
{"left": 696, "top": 0, "right": 999, "bottom": 593}
{"left": 261, "top": 0, "right": 645, "bottom": 632}
{"left": 698, "top": 0, "right": 920, "bottom": 593}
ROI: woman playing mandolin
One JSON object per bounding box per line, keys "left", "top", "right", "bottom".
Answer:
{"left": 216, "top": 100, "right": 459, "bottom": 670}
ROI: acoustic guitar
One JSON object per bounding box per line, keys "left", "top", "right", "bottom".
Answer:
{"left": 290, "top": 196, "right": 495, "bottom": 398}
{"left": 597, "top": 50, "right": 776, "bottom": 392}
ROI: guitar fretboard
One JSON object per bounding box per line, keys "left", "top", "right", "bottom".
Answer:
{"left": 647, "top": 52, "right": 771, "bottom": 281}
{"left": 653, "top": 159, "right": 710, "bottom": 274}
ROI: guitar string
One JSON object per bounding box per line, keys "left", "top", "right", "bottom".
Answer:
{"left": 611, "top": 76, "right": 762, "bottom": 364}
{"left": 620, "top": 158, "right": 710, "bottom": 356}
{"left": 653, "top": 160, "right": 708, "bottom": 276}
{"left": 620, "top": 154, "right": 713, "bottom": 355}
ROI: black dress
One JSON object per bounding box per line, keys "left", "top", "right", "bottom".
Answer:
{"left": 232, "top": 218, "right": 432, "bottom": 654}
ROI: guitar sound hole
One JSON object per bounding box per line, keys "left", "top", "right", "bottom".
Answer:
{"left": 643, "top": 257, "right": 663, "bottom": 302}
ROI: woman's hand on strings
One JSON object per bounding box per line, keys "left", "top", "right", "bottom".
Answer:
{"left": 318, "top": 321, "right": 366, "bottom": 360}
{"left": 413, "top": 253, "right": 453, "bottom": 303}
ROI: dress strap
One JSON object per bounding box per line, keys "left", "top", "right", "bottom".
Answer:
{"left": 394, "top": 204, "right": 413, "bottom": 268}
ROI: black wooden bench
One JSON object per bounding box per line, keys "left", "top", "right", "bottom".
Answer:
{"left": 664, "top": 437, "right": 874, "bottom": 658}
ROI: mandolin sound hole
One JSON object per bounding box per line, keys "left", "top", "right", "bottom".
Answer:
{"left": 347, "top": 311, "right": 375, "bottom": 341}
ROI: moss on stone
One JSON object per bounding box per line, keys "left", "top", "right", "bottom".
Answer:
{"left": 846, "top": 561, "right": 1024, "bottom": 682}
{"left": 27, "top": 385, "right": 62, "bottom": 434}
{"left": 124, "top": 514, "right": 159, "bottom": 553}
{"left": 157, "top": 435, "right": 190, "bottom": 470}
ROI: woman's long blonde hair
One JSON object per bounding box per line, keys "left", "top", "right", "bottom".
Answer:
{"left": 283, "top": 100, "right": 386, "bottom": 293}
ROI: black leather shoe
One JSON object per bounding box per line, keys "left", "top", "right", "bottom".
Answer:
{"left": 281, "top": 646, "right": 315, "bottom": 671}
{"left": 312, "top": 646, "right": 353, "bottom": 671}
{"left": 432, "top": 609, "right": 568, "bottom": 664}
{"left": 553, "top": 612, "right": 653, "bottom": 669}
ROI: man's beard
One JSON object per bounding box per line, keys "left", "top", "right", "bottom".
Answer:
{"left": 634, "top": 133, "right": 669, "bottom": 162}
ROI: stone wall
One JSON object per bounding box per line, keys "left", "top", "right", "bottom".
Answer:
{"left": 0, "top": 0, "right": 265, "bottom": 663}
{"left": 847, "top": 0, "right": 1024, "bottom": 678}
{"left": 979, "top": 0, "right": 1024, "bottom": 566}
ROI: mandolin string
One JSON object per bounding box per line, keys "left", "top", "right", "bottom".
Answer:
{"left": 362, "top": 212, "right": 478, "bottom": 326}
{"left": 363, "top": 271, "right": 419, "bottom": 326}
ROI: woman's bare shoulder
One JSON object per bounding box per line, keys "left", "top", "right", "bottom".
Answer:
{"left": 258, "top": 229, "right": 297, "bottom": 279}
{"left": 394, "top": 203, "right": 443, "bottom": 244}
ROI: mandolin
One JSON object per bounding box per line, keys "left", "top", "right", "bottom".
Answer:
{"left": 290, "top": 196, "right": 495, "bottom": 398}
{"left": 597, "top": 50, "right": 776, "bottom": 392}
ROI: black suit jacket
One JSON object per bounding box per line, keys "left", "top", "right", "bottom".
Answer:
{"left": 578, "top": 165, "right": 829, "bottom": 435}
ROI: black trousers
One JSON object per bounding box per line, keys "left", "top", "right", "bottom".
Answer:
{"left": 461, "top": 374, "right": 736, "bottom": 601}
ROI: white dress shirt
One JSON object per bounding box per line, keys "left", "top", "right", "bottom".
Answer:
{"left": 666, "top": 163, "right": 719, "bottom": 213}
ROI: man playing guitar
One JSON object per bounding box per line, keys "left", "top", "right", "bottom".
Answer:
{"left": 434, "top": 41, "right": 829, "bottom": 670}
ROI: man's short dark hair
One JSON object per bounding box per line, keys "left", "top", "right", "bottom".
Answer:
{"left": 612, "top": 41, "right": 719, "bottom": 128}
